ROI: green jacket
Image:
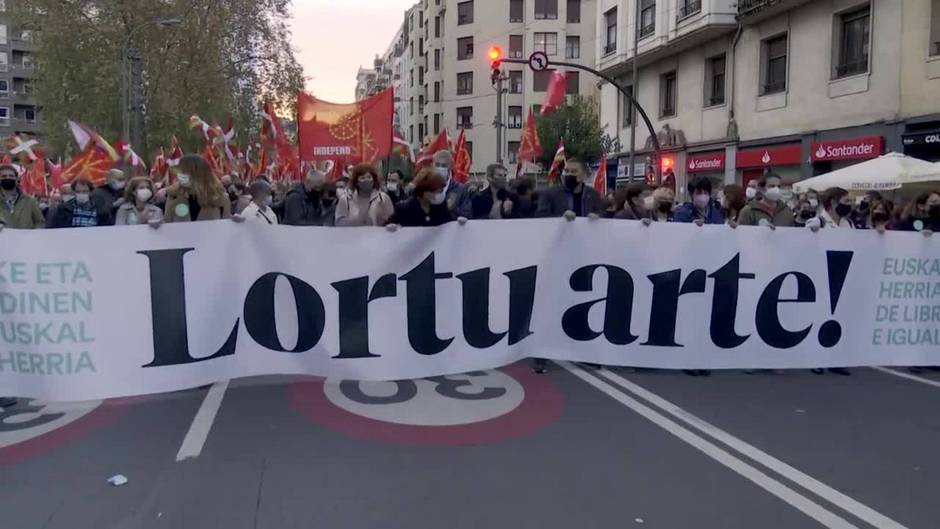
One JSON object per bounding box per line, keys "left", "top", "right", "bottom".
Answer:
{"left": 0, "top": 191, "right": 45, "bottom": 229}
{"left": 737, "top": 200, "right": 795, "bottom": 228}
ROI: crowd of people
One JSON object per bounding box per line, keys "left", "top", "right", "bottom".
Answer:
{"left": 1, "top": 150, "right": 938, "bottom": 388}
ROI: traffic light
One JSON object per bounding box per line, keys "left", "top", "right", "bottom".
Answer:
{"left": 661, "top": 157, "right": 675, "bottom": 172}
{"left": 488, "top": 46, "right": 503, "bottom": 86}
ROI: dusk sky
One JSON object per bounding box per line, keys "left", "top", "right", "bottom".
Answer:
{"left": 290, "top": 0, "right": 416, "bottom": 104}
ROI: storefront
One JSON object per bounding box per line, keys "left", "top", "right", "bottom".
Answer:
{"left": 735, "top": 143, "right": 803, "bottom": 187}
{"left": 686, "top": 151, "right": 726, "bottom": 192}
{"left": 902, "top": 124, "right": 940, "bottom": 163}
{"left": 810, "top": 136, "right": 885, "bottom": 174}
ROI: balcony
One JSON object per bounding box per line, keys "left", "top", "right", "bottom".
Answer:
{"left": 11, "top": 119, "right": 42, "bottom": 134}
{"left": 737, "top": 0, "right": 813, "bottom": 24}
{"left": 638, "top": 23, "right": 655, "bottom": 39}
{"left": 677, "top": 1, "right": 702, "bottom": 21}
{"left": 9, "top": 65, "right": 36, "bottom": 78}
{"left": 457, "top": 121, "right": 473, "bottom": 130}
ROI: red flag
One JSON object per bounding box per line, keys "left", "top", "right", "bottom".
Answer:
{"left": 261, "top": 101, "right": 299, "bottom": 181}
{"left": 392, "top": 129, "right": 415, "bottom": 162}
{"left": 20, "top": 158, "right": 47, "bottom": 196}
{"left": 114, "top": 139, "right": 147, "bottom": 175}
{"left": 517, "top": 109, "right": 542, "bottom": 165}
{"left": 547, "top": 139, "right": 566, "bottom": 184}
{"left": 593, "top": 153, "right": 608, "bottom": 195}
{"left": 150, "top": 145, "right": 167, "bottom": 180}
{"left": 416, "top": 128, "right": 450, "bottom": 168}
{"left": 297, "top": 89, "right": 394, "bottom": 164}
{"left": 62, "top": 121, "right": 120, "bottom": 186}
{"left": 50, "top": 158, "right": 65, "bottom": 191}
{"left": 541, "top": 70, "right": 569, "bottom": 115}
{"left": 452, "top": 129, "right": 471, "bottom": 184}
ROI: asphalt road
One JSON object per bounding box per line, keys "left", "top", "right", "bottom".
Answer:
{"left": 2, "top": 363, "right": 939, "bottom": 529}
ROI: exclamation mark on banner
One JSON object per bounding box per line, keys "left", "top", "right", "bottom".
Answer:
{"left": 818, "top": 251, "right": 854, "bottom": 348}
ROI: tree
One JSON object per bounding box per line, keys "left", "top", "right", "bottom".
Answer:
{"left": 12, "top": 0, "right": 305, "bottom": 159}
{"left": 535, "top": 96, "right": 605, "bottom": 168}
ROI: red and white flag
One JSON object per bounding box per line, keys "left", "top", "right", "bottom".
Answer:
{"left": 547, "top": 139, "right": 566, "bottom": 184}
{"left": 593, "top": 153, "right": 608, "bottom": 195}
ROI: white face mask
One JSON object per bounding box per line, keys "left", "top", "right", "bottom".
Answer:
{"left": 136, "top": 188, "right": 153, "bottom": 202}
{"left": 75, "top": 193, "right": 90, "bottom": 205}
{"left": 435, "top": 166, "right": 451, "bottom": 180}
{"left": 387, "top": 182, "right": 399, "bottom": 192}
{"left": 764, "top": 187, "right": 782, "bottom": 202}
{"left": 746, "top": 187, "right": 757, "bottom": 200}
{"left": 111, "top": 180, "right": 126, "bottom": 191}
{"left": 643, "top": 196, "right": 655, "bottom": 210}
{"left": 808, "top": 198, "right": 819, "bottom": 209}
{"left": 426, "top": 191, "right": 446, "bottom": 205}
{"left": 177, "top": 173, "right": 192, "bottom": 186}
{"left": 62, "top": 194, "right": 75, "bottom": 203}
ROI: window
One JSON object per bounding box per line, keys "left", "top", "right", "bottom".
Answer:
{"left": 510, "top": 0, "right": 524, "bottom": 22}
{"left": 508, "top": 106, "right": 523, "bottom": 128}
{"left": 604, "top": 8, "right": 617, "bottom": 55}
{"left": 434, "top": 49, "right": 441, "bottom": 70}
{"left": 565, "top": 36, "right": 580, "bottom": 59}
{"left": 24, "top": 108, "right": 35, "bottom": 122}
{"left": 410, "top": 97, "right": 414, "bottom": 115}
{"left": 678, "top": 0, "right": 701, "bottom": 20}
{"left": 0, "top": 80, "right": 7, "bottom": 94}
{"left": 410, "top": 69, "right": 414, "bottom": 87}
{"left": 434, "top": 113, "right": 440, "bottom": 134}
{"left": 508, "top": 142, "right": 521, "bottom": 164}
{"left": 434, "top": 81, "right": 441, "bottom": 102}
{"left": 622, "top": 85, "right": 634, "bottom": 127}
{"left": 409, "top": 125, "right": 414, "bottom": 143}
{"left": 660, "top": 70, "right": 677, "bottom": 117}
{"left": 0, "top": 1, "right": 5, "bottom": 12}
{"left": 419, "top": 66, "right": 424, "bottom": 85}
{"left": 535, "top": 0, "right": 558, "bottom": 19}
{"left": 534, "top": 32, "right": 558, "bottom": 56}
{"left": 705, "top": 54, "right": 726, "bottom": 106}
{"left": 419, "top": 94, "right": 425, "bottom": 113}
{"left": 458, "top": 37, "right": 474, "bottom": 60}
{"left": 457, "top": 106, "right": 473, "bottom": 129}
{"left": 931, "top": 0, "right": 940, "bottom": 56}
{"left": 0, "top": 107, "right": 9, "bottom": 123}
{"left": 510, "top": 35, "right": 524, "bottom": 58}
{"left": 466, "top": 142, "right": 473, "bottom": 161}
{"left": 509, "top": 70, "right": 523, "bottom": 93}
{"left": 0, "top": 25, "right": 7, "bottom": 45}
{"left": 419, "top": 123, "right": 425, "bottom": 142}
{"left": 566, "top": 71, "right": 579, "bottom": 94}
{"left": 639, "top": 0, "right": 656, "bottom": 38}
{"left": 0, "top": 52, "right": 8, "bottom": 72}
{"left": 22, "top": 54, "right": 34, "bottom": 69}
{"left": 533, "top": 70, "right": 551, "bottom": 92}
{"left": 567, "top": 0, "right": 581, "bottom": 22}
{"left": 419, "top": 12, "right": 424, "bottom": 27}
{"left": 836, "top": 5, "right": 870, "bottom": 78}
{"left": 435, "top": 16, "right": 441, "bottom": 38}
{"left": 762, "top": 34, "right": 788, "bottom": 94}
{"left": 458, "top": 1, "right": 474, "bottom": 25}
{"left": 457, "top": 72, "right": 473, "bottom": 95}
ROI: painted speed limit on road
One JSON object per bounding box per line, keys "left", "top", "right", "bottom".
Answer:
{"left": 289, "top": 364, "right": 563, "bottom": 445}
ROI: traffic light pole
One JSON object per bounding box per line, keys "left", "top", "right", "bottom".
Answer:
{"left": 494, "top": 72, "right": 505, "bottom": 164}
{"left": 499, "top": 57, "right": 663, "bottom": 182}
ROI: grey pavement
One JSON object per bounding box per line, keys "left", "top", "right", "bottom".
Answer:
{"left": 1, "top": 364, "right": 939, "bottom": 529}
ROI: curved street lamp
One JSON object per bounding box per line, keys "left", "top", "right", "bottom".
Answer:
{"left": 121, "top": 17, "right": 183, "bottom": 145}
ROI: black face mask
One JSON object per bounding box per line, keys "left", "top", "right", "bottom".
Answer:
{"left": 858, "top": 201, "right": 870, "bottom": 212}
{"left": 0, "top": 178, "right": 16, "bottom": 191}
{"left": 835, "top": 203, "right": 852, "bottom": 218}
{"left": 930, "top": 205, "right": 940, "bottom": 219}
{"left": 658, "top": 202, "right": 673, "bottom": 214}
{"left": 563, "top": 174, "right": 579, "bottom": 191}
{"left": 800, "top": 209, "right": 814, "bottom": 220}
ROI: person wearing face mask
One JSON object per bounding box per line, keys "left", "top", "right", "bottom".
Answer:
{"left": 49, "top": 177, "right": 111, "bottom": 228}
{"left": 806, "top": 187, "right": 855, "bottom": 231}
{"left": 335, "top": 163, "right": 395, "bottom": 227}
{"left": 163, "top": 155, "right": 232, "bottom": 223}
{"left": 720, "top": 184, "right": 746, "bottom": 225}
{"left": 284, "top": 169, "right": 336, "bottom": 226}
{"left": 226, "top": 182, "right": 251, "bottom": 215}
{"left": 240, "top": 180, "right": 279, "bottom": 225}
{"left": 674, "top": 176, "right": 725, "bottom": 225}
{"left": 870, "top": 200, "right": 894, "bottom": 233}
{"left": 471, "top": 164, "right": 518, "bottom": 220}
{"left": 91, "top": 168, "right": 128, "bottom": 226}
{"left": 536, "top": 157, "right": 606, "bottom": 220}
{"left": 387, "top": 167, "right": 456, "bottom": 227}
{"left": 645, "top": 186, "right": 676, "bottom": 223}
{"left": 510, "top": 177, "right": 539, "bottom": 219}
{"left": 615, "top": 183, "right": 654, "bottom": 221}
{"left": 896, "top": 191, "right": 940, "bottom": 234}
{"left": 432, "top": 150, "right": 473, "bottom": 219}
{"left": 737, "top": 173, "right": 794, "bottom": 228}
{"left": 385, "top": 170, "right": 408, "bottom": 204}
{"left": 115, "top": 177, "right": 164, "bottom": 226}
{"left": 0, "top": 164, "right": 44, "bottom": 230}
{"left": 745, "top": 179, "right": 760, "bottom": 202}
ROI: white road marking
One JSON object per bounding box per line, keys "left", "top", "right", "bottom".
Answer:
{"left": 560, "top": 363, "right": 859, "bottom": 529}
{"left": 176, "top": 380, "right": 229, "bottom": 462}
{"left": 872, "top": 366, "right": 940, "bottom": 390}
{"left": 593, "top": 367, "right": 909, "bottom": 529}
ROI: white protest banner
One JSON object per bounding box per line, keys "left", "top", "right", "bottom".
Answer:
{"left": 1, "top": 219, "right": 939, "bottom": 401}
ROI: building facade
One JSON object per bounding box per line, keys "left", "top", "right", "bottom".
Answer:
{"left": 0, "top": 0, "right": 42, "bottom": 140}
{"left": 371, "top": 0, "right": 598, "bottom": 174}
{"left": 596, "top": 0, "right": 940, "bottom": 196}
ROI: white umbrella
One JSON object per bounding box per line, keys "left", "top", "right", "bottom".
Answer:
{"left": 901, "top": 161, "right": 940, "bottom": 185}
{"left": 792, "top": 152, "right": 937, "bottom": 194}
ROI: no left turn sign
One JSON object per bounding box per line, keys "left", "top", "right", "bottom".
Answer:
{"left": 528, "top": 52, "right": 549, "bottom": 71}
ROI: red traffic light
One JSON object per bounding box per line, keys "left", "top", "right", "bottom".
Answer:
{"left": 661, "top": 157, "right": 675, "bottom": 172}
{"left": 488, "top": 46, "right": 503, "bottom": 63}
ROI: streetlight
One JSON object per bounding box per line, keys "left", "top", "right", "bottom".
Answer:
{"left": 122, "top": 17, "right": 183, "bottom": 145}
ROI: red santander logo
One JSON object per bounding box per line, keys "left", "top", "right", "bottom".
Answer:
{"left": 687, "top": 152, "right": 725, "bottom": 173}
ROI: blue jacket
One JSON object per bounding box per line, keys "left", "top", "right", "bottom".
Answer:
{"left": 445, "top": 180, "right": 473, "bottom": 219}
{"left": 674, "top": 200, "right": 725, "bottom": 224}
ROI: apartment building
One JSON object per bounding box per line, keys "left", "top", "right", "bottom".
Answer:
{"left": 0, "top": 0, "right": 42, "bottom": 140}
{"left": 385, "top": 0, "right": 598, "bottom": 174}
{"left": 597, "top": 0, "right": 940, "bottom": 194}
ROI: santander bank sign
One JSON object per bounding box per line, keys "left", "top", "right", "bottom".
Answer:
{"left": 687, "top": 151, "right": 726, "bottom": 173}
{"left": 811, "top": 136, "right": 884, "bottom": 162}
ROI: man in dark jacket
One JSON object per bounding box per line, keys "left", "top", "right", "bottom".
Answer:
{"left": 283, "top": 170, "right": 335, "bottom": 226}
{"left": 91, "top": 168, "right": 128, "bottom": 226}
{"left": 471, "top": 164, "right": 519, "bottom": 219}
{"left": 49, "top": 177, "right": 111, "bottom": 228}
{"left": 536, "top": 157, "right": 606, "bottom": 219}
{"left": 674, "top": 176, "right": 725, "bottom": 225}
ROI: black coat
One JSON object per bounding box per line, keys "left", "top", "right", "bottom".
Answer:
{"left": 282, "top": 183, "right": 335, "bottom": 226}
{"left": 390, "top": 197, "right": 453, "bottom": 227}
{"left": 471, "top": 188, "right": 519, "bottom": 219}
{"left": 535, "top": 184, "right": 606, "bottom": 218}
{"left": 49, "top": 200, "right": 110, "bottom": 229}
